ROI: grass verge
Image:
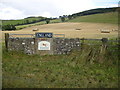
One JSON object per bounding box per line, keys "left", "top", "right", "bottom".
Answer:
{"left": 2, "top": 42, "right": 118, "bottom": 88}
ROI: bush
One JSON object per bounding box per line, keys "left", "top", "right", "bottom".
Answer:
{"left": 46, "top": 19, "right": 50, "bottom": 24}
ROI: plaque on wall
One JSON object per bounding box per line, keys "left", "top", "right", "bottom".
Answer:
{"left": 38, "top": 41, "right": 50, "bottom": 50}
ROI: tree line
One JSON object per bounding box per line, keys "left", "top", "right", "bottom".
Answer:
{"left": 58, "top": 7, "right": 119, "bottom": 22}
{"left": 69, "top": 7, "right": 118, "bottom": 19}
{"left": 1, "top": 24, "right": 16, "bottom": 31}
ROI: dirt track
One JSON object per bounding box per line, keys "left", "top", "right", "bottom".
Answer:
{"left": 2, "top": 22, "right": 118, "bottom": 39}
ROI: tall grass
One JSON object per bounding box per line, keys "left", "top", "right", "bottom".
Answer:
{"left": 2, "top": 41, "right": 118, "bottom": 88}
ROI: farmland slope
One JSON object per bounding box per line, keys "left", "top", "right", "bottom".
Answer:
{"left": 68, "top": 12, "right": 118, "bottom": 24}
{"left": 2, "top": 22, "right": 118, "bottom": 39}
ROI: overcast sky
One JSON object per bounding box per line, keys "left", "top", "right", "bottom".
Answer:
{"left": 0, "top": 0, "right": 119, "bottom": 20}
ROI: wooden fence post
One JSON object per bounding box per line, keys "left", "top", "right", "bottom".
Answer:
{"left": 101, "top": 38, "right": 108, "bottom": 50}
{"left": 81, "top": 38, "right": 85, "bottom": 50}
{"left": 99, "top": 38, "right": 108, "bottom": 63}
{"left": 5, "top": 33, "right": 9, "bottom": 51}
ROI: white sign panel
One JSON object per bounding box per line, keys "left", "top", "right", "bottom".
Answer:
{"left": 38, "top": 41, "right": 50, "bottom": 50}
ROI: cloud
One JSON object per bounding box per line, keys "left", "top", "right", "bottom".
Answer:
{"left": 41, "top": 12, "right": 52, "bottom": 18}
{"left": 94, "top": 0, "right": 119, "bottom": 3}
{"left": 106, "top": 4, "right": 118, "bottom": 7}
{"left": 0, "top": 3, "right": 26, "bottom": 20}
{"left": 52, "top": 0, "right": 95, "bottom": 14}
{"left": 92, "top": 0, "right": 119, "bottom": 8}
{"left": 0, "top": 0, "right": 119, "bottom": 20}
{"left": 1, "top": 0, "right": 63, "bottom": 18}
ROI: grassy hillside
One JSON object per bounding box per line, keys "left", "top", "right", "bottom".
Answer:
{"left": 2, "top": 41, "right": 118, "bottom": 88}
{"left": 71, "top": 7, "right": 118, "bottom": 17}
{"left": 69, "top": 12, "right": 118, "bottom": 24}
{"left": 2, "top": 16, "right": 47, "bottom": 26}
{"left": 15, "top": 19, "right": 61, "bottom": 30}
{"left": 2, "top": 7, "right": 118, "bottom": 26}
{"left": 15, "top": 21, "right": 45, "bottom": 30}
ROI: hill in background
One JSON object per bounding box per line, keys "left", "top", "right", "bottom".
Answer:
{"left": 1, "top": 7, "right": 119, "bottom": 30}
{"left": 68, "top": 12, "right": 118, "bottom": 24}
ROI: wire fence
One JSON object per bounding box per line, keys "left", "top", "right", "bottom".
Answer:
{"left": 8, "top": 33, "right": 65, "bottom": 38}
{"left": 9, "top": 33, "right": 35, "bottom": 38}
{"left": 3, "top": 33, "right": 119, "bottom": 48}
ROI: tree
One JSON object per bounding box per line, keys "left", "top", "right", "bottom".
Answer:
{"left": 59, "top": 16, "right": 62, "bottom": 19}
{"left": 59, "top": 16, "right": 65, "bottom": 22}
{"left": 2, "top": 24, "right": 16, "bottom": 31}
{"left": 11, "top": 25, "right": 16, "bottom": 30}
{"left": 68, "top": 15, "right": 72, "bottom": 20}
{"left": 60, "top": 17, "right": 65, "bottom": 22}
{"left": 45, "top": 19, "right": 50, "bottom": 24}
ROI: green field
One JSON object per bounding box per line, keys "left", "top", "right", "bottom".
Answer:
{"left": 2, "top": 17, "right": 46, "bottom": 26}
{"left": 16, "top": 12, "right": 118, "bottom": 30}
{"left": 15, "top": 21, "right": 45, "bottom": 30}
{"left": 15, "top": 19, "right": 61, "bottom": 30}
{"left": 2, "top": 41, "right": 118, "bottom": 88}
{"left": 69, "top": 12, "right": 118, "bottom": 24}
{"left": 2, "top": 20, "right": 25, "bottom": 26}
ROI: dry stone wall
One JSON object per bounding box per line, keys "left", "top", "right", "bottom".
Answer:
{"left": 7, "top": 37, "right": 81, "bottom": 55}
{"left": 53, "top": 38, "right": 81, "bottom": 54}
{"left": 8, "top": 38, "right": 35, "bottom": 54}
